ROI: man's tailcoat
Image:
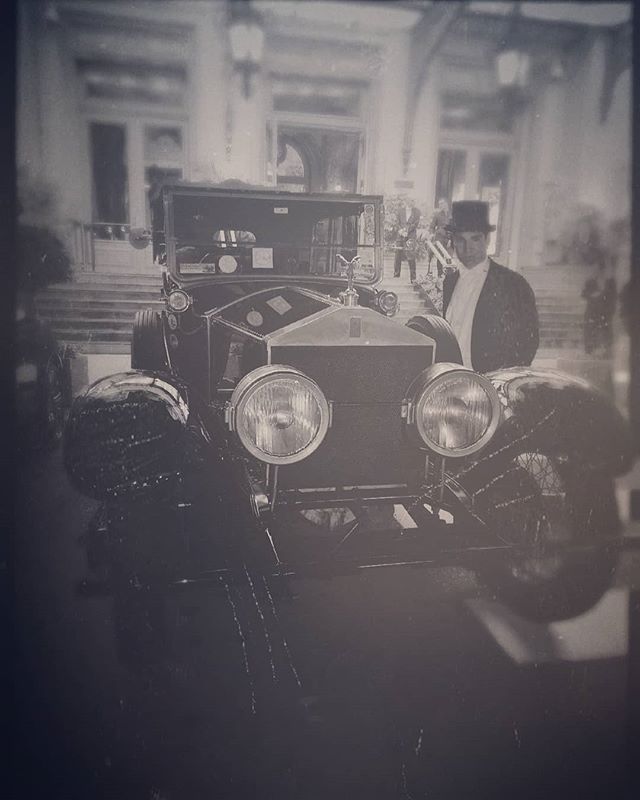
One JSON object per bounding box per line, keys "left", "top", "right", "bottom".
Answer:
{"left": 443, "top": 259, "right": 539, "bottom": 373}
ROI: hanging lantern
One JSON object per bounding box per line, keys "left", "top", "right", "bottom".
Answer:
{"left": 228, "top": 2, "right": 265, "bottom": 100}
{"left": 496, "top": 48, "right": 531, "bottom": 89}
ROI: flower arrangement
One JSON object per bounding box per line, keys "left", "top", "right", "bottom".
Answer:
{"left": 416, "top": 270, "right": 445, "bottom": 314}
{"left": 17, "top": 171, "right": 72, "bottom": 291}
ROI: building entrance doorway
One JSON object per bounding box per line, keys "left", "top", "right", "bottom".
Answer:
{"left": 271, "top": 123, "right": 363, "bottom": 194}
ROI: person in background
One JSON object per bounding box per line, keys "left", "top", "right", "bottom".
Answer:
{"left": 443, "top": 201, "right": 539, "bottom": 372}
{"left": 428, "top": 197, "right": 451, "bottom": 277}
{"left": 393, "top": 195, "right": 421, "bottom": 283}
{"left": 582, "top": 261, "right": 617, "bottom": 357}
{"left": 569, "top": 213, "right": 605, "bottom": 269}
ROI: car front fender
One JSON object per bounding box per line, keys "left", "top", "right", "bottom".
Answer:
{"left": 64, "top": 370, "right": 220, "bottom": 502}
{"left": 456, "top": 367, "right": 633, "bottom": 483}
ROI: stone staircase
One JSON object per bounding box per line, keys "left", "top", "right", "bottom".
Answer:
{"left": 379, "top": 258, "right": 614, "bottom": 390}
{"left": 379, "top": 255, "right": 435, "bottom": 324}
{"left": 522, "top": 264, "right": 586, "bottom": 368}
{"left": 35, "top": 272, "right": 164, "bottom": 354}
{"left": 34, "top": 263, "right": 593, "bottom": 367}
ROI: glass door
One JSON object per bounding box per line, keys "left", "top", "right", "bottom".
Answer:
{"left": 434, "top": 147, "right": 510, "bottom": 258}
{"left": 88, "top": 117, "right": 185, "bottom": 272}
{"left": 267, "top": 120, "right": 362, "bottom": 194}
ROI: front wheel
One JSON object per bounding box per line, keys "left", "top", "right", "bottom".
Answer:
{"left": 131, "top": 308, "right": 166, "bottom": 371}
{"left": 472, "top": 452, "right": 620, "bottom": 622}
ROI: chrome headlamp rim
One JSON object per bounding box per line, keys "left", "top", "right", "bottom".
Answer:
{"left": 377, "top": 290, "right": 399, "bottom": 316}
{"left": 228, "top": 364, "right": 331, "bottom": 465}
{"left": 167, "top": 289, "right": 191, "bottom": 313}
{"left": 405, "top": 363, "right": 501, "bottom": 458}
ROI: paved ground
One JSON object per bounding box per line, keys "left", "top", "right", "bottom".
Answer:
{"left": 11, "top": 446, "right": 640, "bottom": 799}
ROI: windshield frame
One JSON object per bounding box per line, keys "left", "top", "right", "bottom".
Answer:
{"left": 162, "top": 184, "right": 384, "bottom": 287}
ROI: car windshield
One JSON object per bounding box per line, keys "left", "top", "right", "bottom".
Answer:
{"left": 169, "top": 193, "right": 379, "bottom": 283}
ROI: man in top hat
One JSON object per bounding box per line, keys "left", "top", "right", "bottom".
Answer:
{"left": 443, "top": 201, "right": 538, "bottom": 372}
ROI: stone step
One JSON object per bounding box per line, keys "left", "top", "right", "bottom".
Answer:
{"left": 36, "top": 301, "right": 164, "bottom": 315}
{"left": 535, "top": 297, "right": 585, "bottom": 307}
{"left": 384, "top": 290, "right": 430, "bottom": 302}
{"left": 395, "top": 298, "right": 429, "bottom": 307}
{"left": 539, "top": 322, "right": 582, "bottom": 332}
{"left": 536, "top": 297, "right": 585, "bottom": 306}
{"left": 540, "top": 324, "right": 583, "bottom": 332}
{"left": 389, "top": 295, "right": 426, "bottom": 305}
{"left": 537, "top": 309, "right": 586, "bottom": 318}
{"left": 44, "top": 314, "right": 134, "bottom": 330}
{"left": 540, "top": 337, "right": 583, "bottom": 345}
{"left": 540, "top": 342, "right": 583, "bottom": 350}
{"left": 67, "top": 342, "right": 131, "bottom": 356}
{"left": 540, "top": 320, "right": 584, "bottom": 328}
{"left": 539, "top": 317, "right": 583, "bottom": 326}
{"left": 387, "top": 299, "right": 425, "bottom": 308}
{"left": 540, "top": 326, "right": 583, "bottom": 335}
{"left": 51, "top": 328, "right": 132, "bottom": 343}
{"left": 75, "top": 271, "right": 162, "bottom": 285}
{"left": 528, "top": 283, "right": 586, "bottom": 294}
{"left": 540, "top": 341, "right": 583, "bottom": 349}
{"left": 36, "top": 276, "right": 164, "bottom": 349}
{"left": 540, "top": 327, "right": 583, "bottom": 336}
{"left": 39, "top": 287, "right": 162, "bottom": 301}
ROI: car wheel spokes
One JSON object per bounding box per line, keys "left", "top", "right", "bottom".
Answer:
{"left": 516, "top": 452, "right": 565, "bottom": 497}
{"left": 511, "top": 452, "right": 570, "bottom": 584}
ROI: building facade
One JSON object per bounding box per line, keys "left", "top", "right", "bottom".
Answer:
{"left": 17, "top": 0, "right": 631, "bottom": 277}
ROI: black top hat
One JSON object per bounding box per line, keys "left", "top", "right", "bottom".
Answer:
{"left": 445, "top": 201, "right": 496, "bottom": 233}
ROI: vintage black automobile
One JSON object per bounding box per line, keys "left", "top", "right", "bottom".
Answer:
{"left": 64, "top": 185, "right": 632, "bottom": 662}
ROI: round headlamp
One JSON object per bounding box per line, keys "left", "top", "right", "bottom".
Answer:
{"left": 227, "top": 365, "right": 330, "bottom": 465}
{"left": 167, "top": 290, "right": 190, "bottom": 313}
{"left": 406, "top": 363, "right": 500, "bottom": 458}
{"left": 378, "top": 290, "right": 399, "bottom": 316}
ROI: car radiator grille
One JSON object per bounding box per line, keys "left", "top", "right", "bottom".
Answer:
{"left": 270, "top": 344, "right": 432, "bottom": 490}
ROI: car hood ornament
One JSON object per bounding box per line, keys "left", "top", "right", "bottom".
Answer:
{"left": 336, "top": 254, "right": 361, "bottom": 307}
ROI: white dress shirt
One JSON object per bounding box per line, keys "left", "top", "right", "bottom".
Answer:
{"left": 445, "top": 257, "right": 490, "bottom": 368}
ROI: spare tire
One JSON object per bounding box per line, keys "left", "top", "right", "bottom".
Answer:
{"left": 406, "top": 314, "right": 462, "bottom": 364}
{"left": 131, "top": 309, "right": 166, "bottom": 370}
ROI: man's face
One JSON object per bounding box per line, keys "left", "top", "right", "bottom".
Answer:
{"left": 452, "top": 231, "right": 489, "bottom": 269}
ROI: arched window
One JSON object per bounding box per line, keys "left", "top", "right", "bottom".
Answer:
{"left": 276, "top": 138, "right": 309, "bottom": 192}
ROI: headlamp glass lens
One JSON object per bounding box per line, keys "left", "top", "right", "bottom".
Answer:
{"left": 240, "top": 378, "right": 324, "bottom": 458}
{"left": 419, "top": 374, "right": 493, "bottom": 452}
{"left": 168, "top": 290, "right": 189, "bottom": 312}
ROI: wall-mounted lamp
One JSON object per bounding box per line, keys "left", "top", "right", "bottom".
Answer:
{"left": 496, "top": 48, "right": 531, "bottom": 89}
{"left": 229, "top": 1, "right": 265, "bottom": 100}
{"left": 548, "top": 55, "right": 566, "bottom": 82}
{"left": 44, "top": 1, "right": 61, "bottom": 24}
{"left": 493, "top": 3, "right": 532, "bottom": 121}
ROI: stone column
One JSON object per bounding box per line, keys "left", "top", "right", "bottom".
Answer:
{"left": 36, "top": 6, "right": 91, "bottom": 223}
{"left": 572, "top": 35, "right": 630, "bottom": 224}
{"left": 226, "top": 70, "right": 267, "bottom": 184}
{"left": 17, "top": 3, "right": 90, "bottom": 223}
{"left": 515, "top": 80, "right": 566, "bottom": 269}
{"left": 375, "top": 31, "right": 410, "bottom": 196}
{"left": 189, "top": 0, "right": 228, "bottom": 183}
{"left": 17, "top": 2, "right": 44, "bottom": 180}
{"left": 410, "top": 57, "right": 441, "bottom": 208}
